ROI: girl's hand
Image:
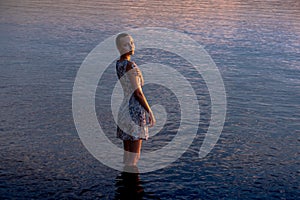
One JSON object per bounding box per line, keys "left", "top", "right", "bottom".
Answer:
{"left": 148, "top": 110, "right": 156, "bottom": 128}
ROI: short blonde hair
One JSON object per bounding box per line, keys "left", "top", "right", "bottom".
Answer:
{"left": 115, "top": 33, "right": 130, "bottom": 49}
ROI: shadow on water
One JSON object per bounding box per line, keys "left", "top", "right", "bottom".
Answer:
{"left": 114, "top": 166, "right": 160, "bottom": 200}
{"left": 114, "top": 166, "right": 145, "bottom": 200}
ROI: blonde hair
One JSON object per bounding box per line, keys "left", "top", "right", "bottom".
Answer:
{"left": 115, "top": 33, "right": 130, "bottom": 49}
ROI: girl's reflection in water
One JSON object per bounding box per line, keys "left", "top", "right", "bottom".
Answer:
{"left": 114, "top": 166, "right": 144, "bottom": 200}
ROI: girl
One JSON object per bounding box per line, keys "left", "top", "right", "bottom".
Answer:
{"left": 115, "top": 33, "right": 156, "bottom": 166}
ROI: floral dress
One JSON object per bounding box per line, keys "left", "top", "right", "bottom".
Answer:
{"left": 116, "top": 59, "right": 149, "bottom": 141}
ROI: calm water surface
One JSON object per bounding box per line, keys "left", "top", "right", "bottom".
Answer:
{"left": 1, "top": 0, "right": 299, "bottom": 199}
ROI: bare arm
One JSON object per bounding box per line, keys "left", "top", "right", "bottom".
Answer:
{"left": 127, "top": 66, "right": 156, "bottom": 127}
{"left": 136, "top": 68, "right": 144, "bottom": 86}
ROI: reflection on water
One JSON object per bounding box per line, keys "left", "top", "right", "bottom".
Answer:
{"left": 0, "top": 0, "right": 299, "bottom": 199}
{"left": 115, "top": 166, "right": 144, "bottom": 200}
{"left": 114, "top": 166, "right": 160, "bottom": 200}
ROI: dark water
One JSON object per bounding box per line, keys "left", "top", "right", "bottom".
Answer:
{"left": 1, "top": 0, "right": 299, "bottom": 199}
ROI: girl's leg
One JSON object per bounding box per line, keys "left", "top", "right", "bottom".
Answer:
{"left": 123, "top": 140, "right": 130, "bottom": 165}
{"left": 123, "top": 140, "right": 142, "bottom": 166}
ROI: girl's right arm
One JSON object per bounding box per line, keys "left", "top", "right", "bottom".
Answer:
{"left": 127, "top": 66, "right": 156, "bottom": 127}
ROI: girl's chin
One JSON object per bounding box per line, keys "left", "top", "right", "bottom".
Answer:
{"left": 121, "top": 51, "right": 134, "bottom": 56}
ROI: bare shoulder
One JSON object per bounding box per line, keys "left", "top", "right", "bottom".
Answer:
{"left": 125, "top": 61, "right": 138, "bottom": 72}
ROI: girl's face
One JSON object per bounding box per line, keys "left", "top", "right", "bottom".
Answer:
{"left": 118, "top": 35, "right": 135, "bottom": 56}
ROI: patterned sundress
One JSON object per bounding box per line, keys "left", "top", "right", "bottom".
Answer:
{"left": 116, "top": 59, "right": 149, "bottom": 141}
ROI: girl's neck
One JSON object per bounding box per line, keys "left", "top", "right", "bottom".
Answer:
{"left": 120, "top": 54, "right": 131, "bottom": 61}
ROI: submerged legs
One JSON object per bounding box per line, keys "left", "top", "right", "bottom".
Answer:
{"left": 123, "top": 140, "right": 142, "bottom": 166}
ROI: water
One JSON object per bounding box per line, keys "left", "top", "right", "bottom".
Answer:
{"left": 1, "top": 0, "right": 299, "bottom": 199}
